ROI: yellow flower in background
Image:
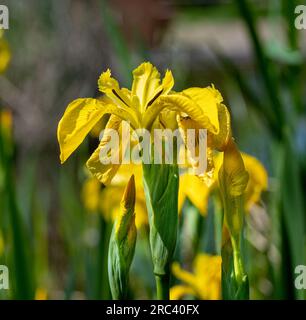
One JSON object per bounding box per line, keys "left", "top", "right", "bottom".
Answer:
{"left": 170, "top": 254, "right": 222, "bottom": 300}
{"left": 178, "top": 174, "right": 209, "bottom": 215}
{"left": 81, "top": 176, "right": 101, "bottom": 212}
{"left": 35, "top": 288, "right": 48, "bottom": 300}
{"left": 179, "top": 148, "right": 268, "bottom": 216}
{"left": 82, "top": 164, "right": 148, "bottom": 228}
{"left": 0, "top": 30, "right": 10, "bottom": 73}
{"left": 0, "top": 231, "right": 4, "bottom": 256}
{"left": 0, "top": 109, "right": 13, "bottom": 138}
{"left": 242, "top": 153, "right": 268, "bottom": 211}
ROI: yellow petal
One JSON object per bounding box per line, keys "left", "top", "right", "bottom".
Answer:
{"left": 99, "top": 187, "right": 122, "bottom": 221}
{"left": 182, "top": 86, "right": 222, "bottom": 134}
{"left": 58, "top": 98, "right": 138, "bottom": 163}
{"left": 131, "top": 62, "right": 174, "bottom": 117}
{"left": 148, "top": 88, "right": 220, "bottom": 134}
{"left": 134, "top": 195, "right": 148, "bottom": 228}
{"left": 0, "top": 109, "right": 12, "bottom": 138}
{"left": 179, "top": 174, "right": 209, "bottom": 216}
{"left": 97, "top": 69, "right": 140, "bottom": 127}
{"left": 177, "top": 117, "right": 216, "bottom": 186}
{"left": 86, "top": 115, "right": 123, "bottom": 185}
{"left": 58, "top": 98, "right": 105, "bottom": 163}
{"left": 103, "top": 163, "right": 148, "bottom": 227}
{"left": 161, "top": 70, "right": 175, "bottom": 95}
{"left": 171, "top": 262, "right": 197, "bottom": 288}
{"left": 193, "top": 254, "right": 222, "bottom": 300}
{"left": 0, "top": 36, "right": 10, "bottom": 73}
{"left": 132, "top": 62, "right": 161, "bottom": 110}
{"left": 242, "top": 153, "right": 268, "bottom": 210}
{"left": 82, "top": 177, "right": 101, "bottom": 212}
{"left": 35, "top": 288, "right": 48, "bottom": 300}
{"left": 209, "top": 103, "right": 231, "bottom": 151}
{"left": 170, "top": 285, "right": 195, "bottom": 300}
{"left": 158, "top": 109, "right": 178, "bottom": 130}
{"left": 98, "top": 69, "right": 132, "bottom": 108}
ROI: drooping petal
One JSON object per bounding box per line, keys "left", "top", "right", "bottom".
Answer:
{"left": 57, "top": 98, "right": 140, "bottom": 163}
{"left": 57, "top": 98, "right": 106, "bottom": 163}
{"left": 144, "top": 87, "right": 220, "bottom": 133}
{"left": 182, "top": 86, "right": 222, "bottom": 134}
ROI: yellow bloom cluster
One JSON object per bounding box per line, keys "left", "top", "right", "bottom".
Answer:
{"left": 179, "top": 149, "right": 268, "bottom": 216}
{"left": 170, "top": 254, "right": 222, "bottom": 300}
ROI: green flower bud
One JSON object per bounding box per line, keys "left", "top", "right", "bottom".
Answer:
{"left": 108, "top": 175, "right": 137, "bottom": 300}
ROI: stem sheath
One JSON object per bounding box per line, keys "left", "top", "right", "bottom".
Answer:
{"left": 155, "top": 274, "right": 170, "bottom": 300}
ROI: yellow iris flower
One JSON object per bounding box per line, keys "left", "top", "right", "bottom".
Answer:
{"left": 179, "top": 148, "right": 268, "bottom": 216}
{"left": 58, "top": 62, "right": 230, "bottom": 186}
{"left": 170, "top": 254, "right": 222, "bottom": 300}
{"left": 0, "top": 30, "right": 10, "bottom": 74}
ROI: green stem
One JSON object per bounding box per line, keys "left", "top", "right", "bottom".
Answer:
{"left": 155, "top": 273, "right": 169, "bottom": 300}
{"left": 232, "top": 248, "right": 244, "bottom": 285}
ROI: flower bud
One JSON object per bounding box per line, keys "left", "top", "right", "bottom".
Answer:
{"left": 108, "top": 175, "right": 137, "bottom": 299}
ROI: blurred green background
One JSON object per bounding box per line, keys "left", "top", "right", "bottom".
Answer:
{"left": 0, "top": 0, "right": 305, "bottom": 300}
